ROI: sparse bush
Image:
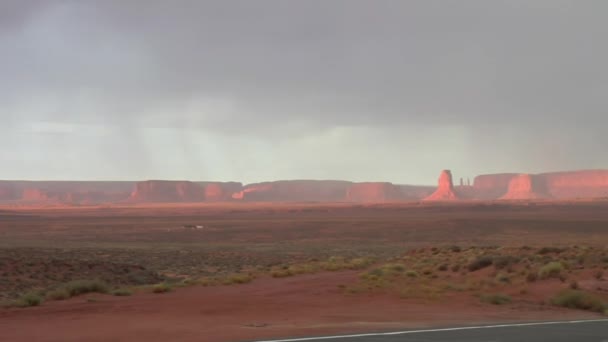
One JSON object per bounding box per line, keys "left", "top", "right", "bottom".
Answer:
{"left": 438, "top": 264, "right": 448, "bottom": 271}
{"left": 493, "top": 256, "right": 516, "bottom": 270}
{"left": 152, "top": 283, "right": 172, "bottom": 294}
{"left": 47, "top": 280, "right": 109, "bottom": 300}
{"left": 551, "top": 290, "right": 607, "bottom": 313}
{"left": 405, "top": 270, "right": 418, "bottom": 278}
{"left": 468, "top": 256, "right": 493, "bottom": 272}
{"left": 495, "top": 273, "right": 511, "bottom": 283}
{"left": 538, "top": 262, "right": 564, "bottom": 279}
{"left": 112, "top": 288, "right": 132, "bottom": 296}
{"left": 383, "top": 263, "right": 405, "bottom": 273}
{"left": 46, "top": 288, "right": 70, "bottom": 300}
{"left": 526, "top": 271, "right": 538, "bottom": 283}
{"left": 451, "top": 264, "right": 461, "bottom": 272}
{"left": 481, "top": 293, "right": 512, "bottom": 305}
{"left": 595, "top": 270, "right": 604, "bottom": 280}
{"left": 539, "top": 247, "right": 565, "bottom": 255}
{"left": 570, "top": 281, "right": 580, "bottom": 290}
{"left": 271, "top": 268, "right": 293, "bottom": 278}
{"left": 14, "top": 292, "right": 43, "bottom": 308}
{"left": 223, "top": 273, "right": 254, "bottom": 285}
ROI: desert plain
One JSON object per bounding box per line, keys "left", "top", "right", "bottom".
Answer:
{"left": 1, "top": 201, "right": 608, "bottom": 341}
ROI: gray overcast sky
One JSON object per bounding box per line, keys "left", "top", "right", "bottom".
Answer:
{"left": 1, "top": 0, "right": 607, "bottom": 184}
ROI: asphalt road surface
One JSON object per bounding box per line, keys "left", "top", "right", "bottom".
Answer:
{"left": 254, "top": 319, "right": 608, "bottom": 342}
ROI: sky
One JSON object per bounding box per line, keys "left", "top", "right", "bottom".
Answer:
{"left": 1, "top": 0, "right": 607, "bottom": 184}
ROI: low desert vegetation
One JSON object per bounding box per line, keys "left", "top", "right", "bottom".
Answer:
{"left": 47, "top": 279, "right": 109, "bottom": 300}
{"left": 339, "top": 245, "right": 608, "bottom": 313}
{"left": 4, "top": 243, "right": 608, "bottom": 314}
{"left": 111, "top": 288, "right": 133, "bottom": 296}
{"left": 480, "top": 293, "right": 512, "bottom": 305}
{"left": 151, "top": 283, "right": 173, "bottom": 294}
{"left": 551, "top": 290, "right": 607, "bottom": 313}
{"left": 538, "top": 261, "right": 565, "bottom": 279}
{"left": 12, "top": 292, "right": 44, "bottom": 308}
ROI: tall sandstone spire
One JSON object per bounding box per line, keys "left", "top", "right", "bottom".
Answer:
{"left": 424, "top": 170, "right": 459, "bottom": 201}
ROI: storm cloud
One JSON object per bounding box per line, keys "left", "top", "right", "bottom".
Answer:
{"left": 1, "top": 0, "right": 607, "bottom": 183}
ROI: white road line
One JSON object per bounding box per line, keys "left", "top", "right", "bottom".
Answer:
{"left": 252, "top": 319, "right": 608, "bottom": 342}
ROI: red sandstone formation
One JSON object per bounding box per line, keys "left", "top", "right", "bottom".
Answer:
{"left": 395, "top": 185, "right": 436, "bottom": 200}
{"left": 473, "top": 170, "right": 608, "bottom": 200}
{"left": 233, "top": 180, "right": 351, "bottom": 202}
{"left": 500, "top": 174, "right": 549, "bottom": 200}
{"left": 21, "top": 188, "right": 55, "bottom": 202}
{"left": 345, "top": 182, "right": 402, "bottom": 202}
{"left": 472, "top": 173, "right": 519, "bottom": 199}
{"left": 424, "top": 170, "right": 459, "bottom": 201}
{"left": 199, "top": 182, "right": 243, "bottom": 201}
{"left": 2, "top": 169, "right": 608, "bottom": 205}
{"left": 0, "top": 184, "right": 18, "bottom": 201}
{"left": 538, "top": 170, "right": 608, "bottom": 199}
{"left": 129, "top": 181, "right": 205, "bottom": 202}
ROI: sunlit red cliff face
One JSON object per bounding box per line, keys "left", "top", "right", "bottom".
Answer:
{"left": 232, "top": 180, "right": 351, "bottom": 202}
{"left": 0, "top": 169, "right": 607, "bottom": 205}
{"left": 500, "top": 174, "right": 550, "bottom": 200}
{"left": 0, "top": 181, "right": 134, "bottom": 204}
{"left": 472, "top": 170, "right": 608, "bottom": 200}
{"left": 129, "top": 181, "right": 243, "bottom": 202}
{"left": 345, "top": 182, "right": 402, "bottom": 202}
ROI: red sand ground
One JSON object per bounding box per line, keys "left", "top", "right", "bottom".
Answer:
{"left": 0, "top": 271, "right": 598, "bottom": 342}
{"left": 2, "top": 202, "right": 608, "bottom": 341}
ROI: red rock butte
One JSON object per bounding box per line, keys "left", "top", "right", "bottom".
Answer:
{"left": 0, "top": 169, "right": 607, "bottom": 205}
{"left": 424, "top": 170, "right": 459, "bottom": 201}
{"left": 500, "top": 174, "right": 550, "bottom": 200}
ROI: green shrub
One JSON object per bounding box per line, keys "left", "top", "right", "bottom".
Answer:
{"left": 538, "top": 262, "right": 564, "bottom": 279}
{"left": 112, "top": 288, "right": 132, "bottom": 296}
{"left": 348, "top": 257, "right": 375, "bottom": 270}
{"left": 449, "top": 246, "right": 462, "bottom": 253}
{"left": 481, "top": 293, "right": 512, "bottom": 305}
{"left": 405, "top": 270, "right": 418, "bottom": 278}
{"left": 551, "top": 290, "right": 606, "bottom": 313}
{"left": 271, "top": 269, "right": 293, "bottom": 278}
{"left": 152, "top": 283, "right": 172, "bottom": 294}
{"left": 47, "top": 280, "right": 108, "bottom": 300}
{"left": 493, "top": 256, "right": 516, "bottom": 270}
{"left": 15, "top": 292, "right": 43, "bottom": 307}
{"left": 539, "top": 247, "right": 565, "bottom": 255}
{"left": 46, "top": 288, "right": 70, "bottom": 300}
{"left": 495, "top": 273, "right": 511, "bottom": 283}
{"left": 383, "top": 263, "right": 405, "bottom": 273}
{"left": 66, "top": 280, "right": 108, "bottom": 296}
{"left": 223, "top": 273, "right": 254, "bottom": 285}
{"left": 468, "top": 256, "right": 493, "bottom": 272}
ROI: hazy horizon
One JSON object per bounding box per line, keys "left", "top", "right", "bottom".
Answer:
{"left": 2, "top": 1, "right": 607, "bottom": 184}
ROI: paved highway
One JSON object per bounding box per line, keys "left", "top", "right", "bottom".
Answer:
{"left": 254, "top": 319, "right": 608, "bottom": 342}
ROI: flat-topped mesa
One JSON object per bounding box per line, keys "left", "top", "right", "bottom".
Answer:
{"left": 424, "top": 170, "right": 459, "bottom": 201}
{"left": 199, "top": 182, "right": 243, "bottom": 202}
{"left": 345, "top": 182, "right": 402, "bottom": 202}
{"left": 538, "top": 170, "right": 608, "bottom": 198}
{"left": 129, "top": 180, "right": 205, "bottom": 202}
{"left": 232, "top": 180, "right": 351, "bottom": 202}
{"left": 472, "top": 173, "right": 519, "bottom": 199}
{"left": 500, "top": 174, "right": 550, "bottom": 200}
